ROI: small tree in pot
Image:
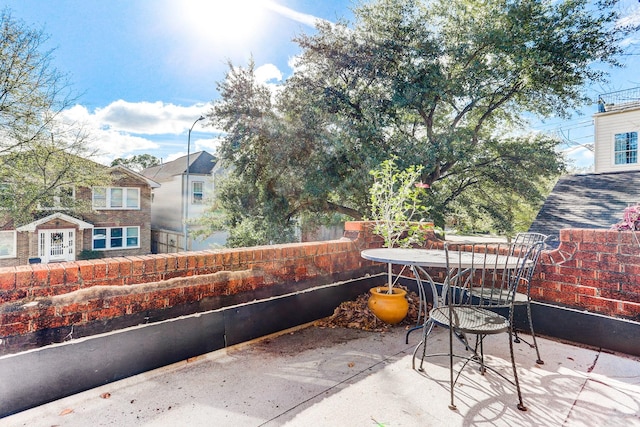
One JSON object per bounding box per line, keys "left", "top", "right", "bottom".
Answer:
{"left": 369, "top": 156, "right": 431, "bottom": 288}
{"left": 366, "top": 157, "right": 431, "bottom": 324}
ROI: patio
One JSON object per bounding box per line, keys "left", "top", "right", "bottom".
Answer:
{"left": 3, "top": 323, "right": 639, "bottom": 426}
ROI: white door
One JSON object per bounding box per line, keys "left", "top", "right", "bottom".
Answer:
{"left": 39, "top": 229, "right": 75, "bottom": 263}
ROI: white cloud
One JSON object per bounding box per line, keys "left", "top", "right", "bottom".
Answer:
{"left": 264, "top": 1, "right": 326, "bottom": 27}
{"left": 60, "top": 101, "right": 222, "bottom": 165}
{"left": 255, "top": 64, "right": 283, "bottom": 83}
{"left": 92, "top": 100, "right": 215, "bottom": 135}
{"left": 617, "top": 4, "right": 640, "bottom": 27}
{"left": 562, "top": 145, "right": 595, "bottom": 170}
{"left": 617, "top": 4, "right": 640, "bottom": 47}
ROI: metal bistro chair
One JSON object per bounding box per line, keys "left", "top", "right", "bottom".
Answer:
{"left": 511, "top": 232, "right": 548, "bottom": 364}
{"left": 413, "top": 241, "right": 544, "bottom": 411}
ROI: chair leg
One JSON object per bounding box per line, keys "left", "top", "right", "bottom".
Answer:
{"left": 448, "top": 324, "right": 457, "bottom": 411}
{"left": 526, "top": 302, "right": 544, "bottom": 365}
{"left": 413, "top": 319, "right": 434, "bottom": 371}
{"left": 508, "top": 327, "right": 527, "bottom": 411}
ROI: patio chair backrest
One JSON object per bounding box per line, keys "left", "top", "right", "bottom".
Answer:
{"left": 442, "top": 241, "right": 544, "bottom": 309}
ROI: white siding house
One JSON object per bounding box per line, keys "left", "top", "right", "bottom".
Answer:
{"left": 594, "top": 89, "right": 640, "bottom": 173}
{"left": 529, "top": 87, "right": 640, "bottom": 243}
{"left": 141, "top": 151, "right": 227, "bottom": 251}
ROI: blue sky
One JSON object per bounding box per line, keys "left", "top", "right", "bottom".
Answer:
{"left": 2, "top": 0, "right": 640, "bottom": 169}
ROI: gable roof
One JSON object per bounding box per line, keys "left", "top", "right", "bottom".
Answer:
{"left": 529, "top": 170, "right": 640, "bottom": 244}
{"left": 110, "top": 165, "right": 160, "bottom": 188}
{"left": 16, "top": 212, "right": 94, "bottom": 232}
{"left": 141, "top": 151, "right": 217, "bottom": 182}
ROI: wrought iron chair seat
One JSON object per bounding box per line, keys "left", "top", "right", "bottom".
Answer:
{"left": 430, "top": 306, "right": 509, "bottom": 335}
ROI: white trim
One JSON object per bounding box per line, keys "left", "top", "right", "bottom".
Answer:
{"left": 39, "top": 229, "right": 75, "bottom": 263}
{"left": 613, "top": 131, "right": 638, "bottom": 166}
{"left": 16, "top": 212, "right": 94, "bottom": 232}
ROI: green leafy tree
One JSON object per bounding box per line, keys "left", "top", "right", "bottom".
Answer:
{"left": 207, "top": 0, "right": 634, "bottom": 246}
{"left": 0, "top": 10, "right": 110, "bottom": 227}
{"left": 111, "top": 154, "right": 161, "bottom": 172}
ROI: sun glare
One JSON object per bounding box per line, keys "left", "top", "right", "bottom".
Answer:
{"left": 173, "top": 0, "right": 269, "bottom": 49}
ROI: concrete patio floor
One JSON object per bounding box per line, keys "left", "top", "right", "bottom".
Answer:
{"left": 3, "top": 323, "right": 640, "bottom": 427}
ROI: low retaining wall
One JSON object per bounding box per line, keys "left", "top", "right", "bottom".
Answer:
{"left": 1, "top": 222, "right": 640, "bottom": 356}
{"left": 0, "top": 222, "right": 386, "bottom": 355}
{"left": 535, "top": 228, "right": 640, "bottom": 320}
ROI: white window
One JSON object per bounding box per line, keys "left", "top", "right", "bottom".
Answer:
{"left": 92, "top": 187, "right": 140, "bottom": 209}
{"left": 92, "top": 226, "right": 140, "bottom": 250}
{"left": 614, "top": 132, "right": 638, "bottom": 165}
{"left": 0, "top": 230, "right": 16, "bottom": 258}
{"left": 192, "top": 181, "right": 204, "bottom": 204}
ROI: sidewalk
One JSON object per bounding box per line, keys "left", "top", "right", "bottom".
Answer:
{"left": 3, "top": 324, "right": 640, "bottom": 426}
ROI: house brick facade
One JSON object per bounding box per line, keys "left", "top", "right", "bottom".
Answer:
{"left": 0, "top": 166, "right": 157, "bottom": 268}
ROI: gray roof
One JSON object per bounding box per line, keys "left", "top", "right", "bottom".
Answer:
{"left": 141, "top": 151, "right": 217, "bottom": 182}
{"left": 529, "top": 170, "right": 640, "bottom": 244}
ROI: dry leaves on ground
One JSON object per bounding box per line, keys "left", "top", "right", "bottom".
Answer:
{"left": 315, "top": 286, "right": 429, "bottom": 332}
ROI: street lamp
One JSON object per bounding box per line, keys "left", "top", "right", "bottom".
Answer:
{"left": 184, "top": 115, "right": 205, "bottom": 251}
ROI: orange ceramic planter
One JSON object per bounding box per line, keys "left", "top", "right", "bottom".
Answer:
{"left": 367, "top": 287, "right": 409, "bottom": 325}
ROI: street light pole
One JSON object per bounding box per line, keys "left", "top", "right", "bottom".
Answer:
{"left": 184, "top": 115, "right": 205, "bottom": 251}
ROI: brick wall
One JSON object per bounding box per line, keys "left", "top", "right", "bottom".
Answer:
{"left": 0, "top": 222, "right": 383, "bottom": 350}
{"left": 535, "top": 228, "right": 640, "bottom": 320}
{"left": 1, "top": 221, "right": 639, "bottom": 353}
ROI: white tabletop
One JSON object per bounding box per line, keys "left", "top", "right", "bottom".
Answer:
{"left": 361, "top": 248, "right": 449, "bottom": 267}
{"left": 360, "top": 247, "right": 524, "bottom": 269}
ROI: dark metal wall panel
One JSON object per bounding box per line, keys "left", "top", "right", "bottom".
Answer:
{"left": 0, "top": 275, "right": 385, "bottom": 418}
{"left": 530, "top": 302, "right": 640, "bottom": 356}
{"left": 0, "top": 311, "right": 226, "bottom": 417}
{"left": 1, "top": 273, "right": 639, "bottom": 418}
{"left": 224, "top": 275, "right": 385, "bottom": 346}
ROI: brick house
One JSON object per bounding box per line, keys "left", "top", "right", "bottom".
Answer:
{"left": 0, "top": 165, "right": 159, "bottom": 267}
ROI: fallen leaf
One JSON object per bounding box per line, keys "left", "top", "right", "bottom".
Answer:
{"left": 100, "top": 392, "right": 111, "bottom": 399}
{"left": 314, "top": 287, "right": 428, "bottom": 332}
{"left": 59, "top": 408, "right": 74, "bottom": 416}
{"left": 348, "top": 362, "right": 355, "bottom": 368}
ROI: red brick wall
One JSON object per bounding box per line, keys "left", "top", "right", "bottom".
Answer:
{"left": 1, "top": 222, "right": 639, "bottom": 347}
{"left": 534, "top": 228, "right": 640, "bottom": 320}
{"left": 0, "top": 222, "right": 382, "bottom": 340}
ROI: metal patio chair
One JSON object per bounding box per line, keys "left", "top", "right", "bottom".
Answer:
{"left": 511, "top": 232, "right": 548, "bottom": 364}
{"left": 413, "top": 241, "right": 544, "bottom": 411}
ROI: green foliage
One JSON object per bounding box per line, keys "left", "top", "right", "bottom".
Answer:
{"left": 194, "top": 172, "right": 298, "bottom": 247}
{"left": 111, "top": 154, "right": 160, "bottom": 172}
{"left": 368, "top": 157, "right": 430, "bottom": 248}
{"left": 0, "top": 10, "right": 107, "bottom": 227}
{"left": 207, "top": 0, "right": 633, "bottom": 245}
{"left": 0, "top": 10, "right": 77, "bottom": 152}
